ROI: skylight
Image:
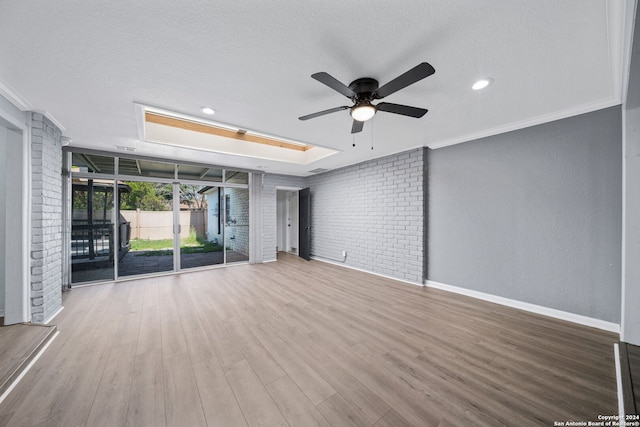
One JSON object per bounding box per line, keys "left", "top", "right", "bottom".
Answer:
{"left": 134, "top": 104, "right": 338, "bottom": 165}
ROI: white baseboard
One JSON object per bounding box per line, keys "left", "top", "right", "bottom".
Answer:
{"left": 311, "top": 256, "right": 424, "bottom": 288}
{"left": 43, "top": 306, "right": 64, "bottom": 325}
{"left": 425, "top": 280, "right": 620, "bottom": 333}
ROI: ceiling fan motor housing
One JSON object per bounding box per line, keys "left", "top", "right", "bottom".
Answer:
{"left": 349, "top": 78, "right": 379, "bottom": 101}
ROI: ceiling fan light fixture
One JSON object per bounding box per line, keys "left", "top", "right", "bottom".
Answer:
{"left": 200, "top": 107, "right": 216, "bottom": 115}
{"left": 351, "top": 102, "right": 376, "bottom": 122}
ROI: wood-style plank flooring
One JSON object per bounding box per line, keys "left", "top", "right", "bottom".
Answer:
{"left": 0, "top": 323, "right": 57, "bottom": 399}
{"left": 0, "top": 253, "right": 619, "bottom": 426}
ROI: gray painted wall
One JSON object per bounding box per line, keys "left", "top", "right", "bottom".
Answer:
{"left": 622, "top": 1, "right": 640, "bottom": 345}
{"left": 262, "top": 173, "right": 306, "bottom": 262}
{"left": 428, "top": 106, "right": 622, "bottom": 323}
{"left": 624, "top": 106, "right": 640, "bottom": 342}
{"left": 306, "top": 148, "right": 424, "bottom": 284}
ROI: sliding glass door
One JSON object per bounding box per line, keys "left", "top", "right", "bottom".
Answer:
{"left": 176, "top": 167, "right": 250, "bottom": 269}
{"left": 223, "top": 187, "right": 250, "bottom": 263}
{"left": 118, "top": 180, "right": 174, "bottom": 277}
{"left": 69, "top": 153, "right": 117, "bottom": 284}
{"left": 67, "top": 151, "right": 251, "bottom": 285}
{"left": 70, "top": 178, "right": 116, "bottom": 283}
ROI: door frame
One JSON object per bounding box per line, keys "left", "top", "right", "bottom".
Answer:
{"left": 0, "top": 104, "right": 30, "bottom": 324}
{"left": 276, "top": 186, "right": 302, "bottom": 255}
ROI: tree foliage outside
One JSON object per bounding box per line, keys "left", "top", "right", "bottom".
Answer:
{"left": 72, "top": 188, "right": 113, "bottom": 213}
{"left": 179, "top": 184, "right": 205, "bottom": 209}
{"left": 120, "top": 182, "right": 205, "bottom": 211}
{"left": 121, "top": 182, "right": 172, "bottom": 211}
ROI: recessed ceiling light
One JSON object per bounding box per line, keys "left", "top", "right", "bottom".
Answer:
{"left": 472, "top": 78, "right": 493, "bottom": 91}
{"left": 201, "top": 107, "right": 215, "bottom": 115}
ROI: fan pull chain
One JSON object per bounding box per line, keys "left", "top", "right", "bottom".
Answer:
{"left": 352, "top": 133, "right": 356, "bottom": 147}
{"left": 371, "top": 120, "right": 374, "bottom": 150}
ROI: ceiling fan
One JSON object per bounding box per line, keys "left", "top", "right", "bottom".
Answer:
{"left": 299, "top": 62, "right": 435, "bottom": 134}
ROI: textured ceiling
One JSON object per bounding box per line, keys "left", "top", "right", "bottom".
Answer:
{"left": 0, "top": 0, "right": 633, "bottom": 176}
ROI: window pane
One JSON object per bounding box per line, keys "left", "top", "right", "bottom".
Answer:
{"left": 180, "top": 185, "right": 225, "bottom": 269}
{"left": 118, "top": 181, "right": 174, "bottom": 276}
{"left": 178, "top": 164, "right": 223, "bottom": 182}
{"left": 225, "top": 170, "right": 248, "bottom": 184}
{"left": 118, "top": 157, "right": 175, "bottom": 179}
{"left": 71, "top": 153, "right": 115, "bottom": 174}
{"left": 224, "top": 187, "right": 249, "bottom": 263}
{"left": 71, "top": 179, "right": 115, "bottom": 283}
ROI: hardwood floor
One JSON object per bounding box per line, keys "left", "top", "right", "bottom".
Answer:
{"left": 0, "top": 253, "right": 619, "bottom": 426}
{"left": 0, "top": 323, "right": 57, "bottom": 399}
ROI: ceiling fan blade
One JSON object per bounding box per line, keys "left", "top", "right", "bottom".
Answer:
{"left": 311, "top": 72, "right": 356, "bottom": 98}
{"left": 351, "top": 119, "right": 364, "bottom": 134}
{"left": 299, "top": 106, "right": 349, "bottom": 121}
{"left": 376, "top": 102, "right": 428, "bottom": 118}
{"left": 375, "top": 62, "right": 435, "bottom": 99}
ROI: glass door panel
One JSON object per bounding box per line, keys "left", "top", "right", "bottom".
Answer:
{"left": 71, "top": 179, "right": 115, "bottom": 284}
{"left": 179, "top": 184, "right": 225, "bottom": 269}
{"left": 224, "top": 187, "right": 250, "bottom": 263}
{"left": 118, "top": 181, "right": 174, "bottom": 277}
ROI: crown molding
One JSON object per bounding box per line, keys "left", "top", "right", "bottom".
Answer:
{"left": 0, "top": 78, "right": 66, "bottom": 131}
{"left": 427, "top": 97, "right": 620, "bottom": 150}
{"left": 0, "top": 77, "right": 32, "bottom": 111}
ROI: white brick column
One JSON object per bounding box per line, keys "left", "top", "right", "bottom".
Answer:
{"left": 30, "top": 113, "right": 62, "bottom": 323}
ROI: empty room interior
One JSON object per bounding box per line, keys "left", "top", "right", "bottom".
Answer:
{"left": 1, "top": 1, "right": 640, "bottom": 426}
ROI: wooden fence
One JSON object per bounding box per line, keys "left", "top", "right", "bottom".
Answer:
{"left": 121, "top": 209, "right": 206, "bottom": 240}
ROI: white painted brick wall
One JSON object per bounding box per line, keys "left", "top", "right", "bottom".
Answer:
{"left": 30, "top": 113, "right": 62, "bottom": 323}
{"left": 306, "top": 148, "right": 425, "bottom": 283}
{"left": 262, "top": 174, "right": 306, "bottom": 262}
